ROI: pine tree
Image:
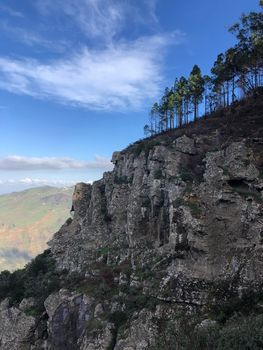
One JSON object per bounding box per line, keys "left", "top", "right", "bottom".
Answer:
{"left": 143, "top": 124, "right": 150, "bottom": 137}
{"left": 204, "top": 75, "right": 213, "bottom": 114}
{"left": 159, "top": 88, "right": 170, "bottom": 131}
{"left": 167, "top": 91, "right": 175, "bottom": 129}
{"left": 189, "top": 65, "right": 205, "bottom": 121}
{"left": 174, "top": 77, "right": 189, "bottom": 127}
{"left": 229, "top": 10, "right": 263, "bottom": 91}
{"left": 150, "top": 103, "right": 160, "bottom": 134}
{"left": 225, "top": 48, "right": 239, "bottom": 103}
{"left": 143, "top": 2, "right": 263, "bottom": 136}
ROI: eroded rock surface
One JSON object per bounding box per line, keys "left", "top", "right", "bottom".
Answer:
{"left": 1, "top": 96, "right": 263, "bottom": 349}
{"left": 49, "top": 137, "right": 263, "bottom": 299}
{"left": 0, "top": 306, "right": 35, "bottom": 350}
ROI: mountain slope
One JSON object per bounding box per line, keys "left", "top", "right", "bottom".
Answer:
{"left": 0, "top": 186, "right": 73, "bottom": 271}
{"left": 0, "top": 93, "right": 262, "bottom": 349}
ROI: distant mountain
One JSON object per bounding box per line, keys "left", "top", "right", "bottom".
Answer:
{"left": 0, "top": 186, "right": 73, "bottom": 271}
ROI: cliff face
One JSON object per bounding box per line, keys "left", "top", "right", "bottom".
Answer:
{"left": 1, "top": 95, "right": 263, "bottom": 349}
{"left": 50, "top": 98, "right": 263, "bottom": 300}
{"left": 51, "top": 136, "right": 263, "bottom": 294}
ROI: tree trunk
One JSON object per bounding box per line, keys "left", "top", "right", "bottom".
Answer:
{"left": 194, "top": 100, "right": 198, "bottom": 121}
{"left": 231, "top": 77, "right": 235, "bottom": 103}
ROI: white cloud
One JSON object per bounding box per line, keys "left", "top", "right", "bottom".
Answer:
{"left": 62, "top": 0, "right": 124, "bottom": 41}
{"left": 0, "top": 178, "right": 78, "bottom": 186}
{"left": 0, "top": 155, "right": 113, "bottom": 171}
{"left": 0, "top": 33, "right": 180, "bottom": 110}
{"left": 0, "top": 1, "right": 185, "bottom": 110}
{"left": 20, "top": 178, "right": 76, "bottom": 186}
{"left": 36, "top": 0, "right": 158, "bottom": 42}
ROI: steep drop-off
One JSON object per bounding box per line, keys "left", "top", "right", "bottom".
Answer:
{"left": 0, "top": 93, "right": 263, "bottom": 349}
{"left": 0, "top": 186, "right": 73, "bottom": 271}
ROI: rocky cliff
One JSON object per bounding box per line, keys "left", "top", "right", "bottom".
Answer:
{"left": 0, "top": 93, "right": 263, "bottom": 350}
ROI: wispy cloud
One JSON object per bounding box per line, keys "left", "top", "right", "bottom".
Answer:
{"left": 62, "top": 0, "right": 125, "bottom": 41}
{"left": 0, "top": 1, "right": 185, "bottom": 110}
{"left": 143, "top": 0, "right": 159, "bottom": 25}
{"left": 0, "top": 33, "right": 181, "bottom": 110}
{"left": 0, "top": 155, "right": 113, "bottom": 171}
{"left": 0, "top": 22, "right": 67, "bottom": 51}
{"left": 0, "top": 5, "right": 24, "bottom": 18}
{"left": 35, "top": 0, "right": 158, "bottom": 42}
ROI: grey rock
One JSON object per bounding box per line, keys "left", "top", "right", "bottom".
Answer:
{"left": 115, "top": 309, "right": 157, "bottom": 350}
{"left": 3, "top": 105, "right": 263, "bottom": 348}
{"left": 48, "top": 137, "right": 263, "bottom": 303}
{"left": 197, "top": 319, "right": 217, "bottom": 329}
{"left": 44, "top": 290, "right": 92, "bottom": 350}
{"left": 175, "top": 135, "right": 197, "bottom": 155}
{"left": 0, "top": 306, "right": 35, "bottom": 350}
{"left": 19, "top": 297, "right": 36, "bottom": 312}
{"left": 111, "top": 152, "right": 121, "bottom": 165}
{"left": 0, "top": 298, "right": 9, "bottom": 312}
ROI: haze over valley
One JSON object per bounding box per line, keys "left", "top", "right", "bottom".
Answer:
{"left": 0, "top": 186, "right": 72, "bottom": 271}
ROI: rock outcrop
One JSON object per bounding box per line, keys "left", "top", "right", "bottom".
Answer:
{"left": 50, "top": 134, "right": 263, "bottom": 303}
{"left": 1, "top": 95, "right": 263, "bottom": 349}
{"left": 0, "top": 299, "right": 36, "bottom": 350}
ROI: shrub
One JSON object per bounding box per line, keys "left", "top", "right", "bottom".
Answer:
{"left": 114, "top": 175, "right": 129, "bottom": 185}
{"left": 216, "top": 315, "right": 263, "bottom": 350}
{"left": 174, "top": 197, "right": 185, "bottom": 207}
{"left": 179, "top": 167, "right": 194, "bottom": 182}
{"left": 188, "top": 202, "right": 202, "bottom": 218}
{"left": 228, "top": 179, "right": 263, "bottom": 203}
{"left": 173, "top": 197, "right": 202, "bottom": 218}
{"left": 232, "top": 187, "right": 263, "bottom": 203}
{"left": 134, "top": 140, "right": 161, "bottom": 157}
{"left": 86, "top": 318, "right": 104, "bottom": 332}
{"left": 108, "top": 311, "right": 128, "bottom": 328}
{"left": 142, "top": 197, "right": 151, "bottom": 208}
{"left": 97, "top": 246, "right": 111, "bottom": 258}
{"left": 150, "top": 314, "right": 263, "bottom": 350}
{"left": 0, "top": 249, "right": 61, "bottom": 314}
{"left": 154, "top": 169, "right": 163, "bottom": 179}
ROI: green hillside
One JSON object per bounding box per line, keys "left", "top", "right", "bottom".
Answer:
{"left": 0, "top": 186, "right": 73, "bottom": 271}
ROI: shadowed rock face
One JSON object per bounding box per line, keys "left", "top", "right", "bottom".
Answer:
{"left": 44, "top": 291, "right": 91, "bottom": 350}
{"left": 1, "top": 95, "right": 263, "bottom": 349}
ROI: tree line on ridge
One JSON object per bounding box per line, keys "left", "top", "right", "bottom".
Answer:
{"left": 144, "top": 2, "right": 263, "bottom": 136}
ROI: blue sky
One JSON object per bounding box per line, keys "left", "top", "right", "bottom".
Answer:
{"left": 0, "top": 0, "right": 261, "bottom": 193}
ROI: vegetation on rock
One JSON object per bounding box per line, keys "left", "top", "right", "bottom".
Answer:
{"left": 144, "top": 3, "right": 263, "bottom": 135}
